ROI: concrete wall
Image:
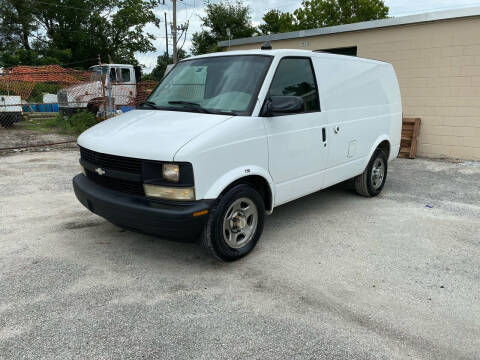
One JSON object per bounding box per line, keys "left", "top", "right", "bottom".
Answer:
{"left": 227, "top": 18, "right": 480, "bottom": 160}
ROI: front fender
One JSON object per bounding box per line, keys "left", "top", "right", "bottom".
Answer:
{"left": 203, "top": 165, "right": 275, "bottom": 212}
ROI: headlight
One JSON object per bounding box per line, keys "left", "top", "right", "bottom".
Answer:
{"left": 163, "top": 164, "right": 179, "bottom": 182}
{"left": 144, "top": 184, "right": 194, "bottom": 201}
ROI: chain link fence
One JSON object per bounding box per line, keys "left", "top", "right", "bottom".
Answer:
{"left": 0, "top": 65, "right": 158, "bottom": 129}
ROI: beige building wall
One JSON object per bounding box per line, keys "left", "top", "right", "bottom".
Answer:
{"left": 228, "top": 18, "right": 480, "bottom": 160}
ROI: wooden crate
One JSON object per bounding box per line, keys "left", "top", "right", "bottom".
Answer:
{"left": 399, "top": 117, "right": 421, "bottom": 159}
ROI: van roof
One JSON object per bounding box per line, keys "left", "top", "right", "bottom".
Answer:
{"left": 185, "top": 49, "right": 388, "bottom": 65}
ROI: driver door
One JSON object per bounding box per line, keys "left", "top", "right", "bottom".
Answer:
{"left": 111, "top": 67, "right": 135, "bottom": 106}
{"left": 262, "top": 57, "right": 328, "bottom": 206}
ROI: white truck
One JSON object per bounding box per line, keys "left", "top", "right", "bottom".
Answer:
{"left": 57, "top": 64, "right": 140, "bottom": 115}
{"left": 73, "top": 48, "right": 402, "bottom": 261}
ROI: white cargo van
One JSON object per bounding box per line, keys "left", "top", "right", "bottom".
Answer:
{"left": 73, "top": 49, "right": 402, "bottom": 261}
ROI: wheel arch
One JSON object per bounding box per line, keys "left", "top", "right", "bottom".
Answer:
{"left": 365, "top": 136, "right": 391, "bottom": 167}
{"left": 203, "top": 167, "right": 275, "bottom": 214}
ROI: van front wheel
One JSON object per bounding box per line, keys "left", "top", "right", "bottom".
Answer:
{"left": 355, "top": 149, "right": 388, "bottom": 197}
{"left": 201, "top": 184, "right": 265, "bottom": 261}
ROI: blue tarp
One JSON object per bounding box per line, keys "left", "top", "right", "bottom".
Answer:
{"left": 23, "top": 104, "right": 59, "bottom": 112}
{"left": 120, "top": 106, "right": 136, "bottom": 113}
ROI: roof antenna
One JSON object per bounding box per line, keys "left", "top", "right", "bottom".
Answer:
{"left": 261, "top": 41, "right": 272, "bottom": 50}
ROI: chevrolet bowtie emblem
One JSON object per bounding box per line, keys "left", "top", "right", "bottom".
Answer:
{"left": 95, "top": 167, "right": 106, "bottom": 176}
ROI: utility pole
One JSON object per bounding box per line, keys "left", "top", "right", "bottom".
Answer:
{"left": 171, "top": 0, "right": 188, "bottom": 63}
{"left": 172, "top": 0, "right": 177, "bottom": 64}
{"left": 164, "top": 12, "right": 169, "bottom": 58}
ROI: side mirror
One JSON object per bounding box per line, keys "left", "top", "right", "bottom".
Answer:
{"left": 261, "top": 96, "right": 304, "bottom": 117}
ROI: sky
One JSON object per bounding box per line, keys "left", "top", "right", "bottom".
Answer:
{"left": 136, "top": 0, "right": 480, "bottom": 73}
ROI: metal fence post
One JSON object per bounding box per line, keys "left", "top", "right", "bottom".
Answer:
{"left": 106, "top": 77, "right": 114, "bottom": 118}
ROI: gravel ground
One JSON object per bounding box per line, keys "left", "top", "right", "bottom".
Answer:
{"left": 0, "top": 125, "right": 76, "bottom": 153}
{"left": 0, "top": 149, "right": 479, "bottom": 359}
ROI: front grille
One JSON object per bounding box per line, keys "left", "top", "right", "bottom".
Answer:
{"left": 85, "top": 169, "right": 144, "bottom": 196}
{"left": 80, "top": 147, "right": 142, "bottom": 174}
{"left": 80, "top": 147, "right": 145, "bottom": 196}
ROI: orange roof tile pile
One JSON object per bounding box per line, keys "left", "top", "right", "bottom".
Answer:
{"left": 0, "top": 65, "right": 91, "bottom": 100}
{"left": 4, "top": 65, "right": 89, "bottom": 83}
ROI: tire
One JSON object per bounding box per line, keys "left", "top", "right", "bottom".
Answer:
{"left": 201, "top": 184, "right": 265, "bottom": 261}
{"left": 0, "top": 114, "right": 15, "bottom": 128}
{"left": 87, "top": 99, "right": 103, "bottom": 116}
{"left": 354, "top": 149, "right": 388, "bottom": 197}
{"left": 87, "top": 103, "right": 99, "bottom": 116}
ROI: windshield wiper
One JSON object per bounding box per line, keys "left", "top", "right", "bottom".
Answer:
{"left": 208, "top": 109, "right": 237, "bottom": 116}
{"left": 168, "top": 100, "right": 211, "bottom": 114}
{"left": 140, "top": 101, "right": 163, "bottom": 110}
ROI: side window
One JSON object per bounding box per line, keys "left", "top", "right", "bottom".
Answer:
{"left": 268, "top": 58, "right": 320, "bottom": 113}
{"left": 121, "top": 68, "right": 131, "bottom": 82}
{"left": 109, "top": 68, "right": 117, "bottom": 82}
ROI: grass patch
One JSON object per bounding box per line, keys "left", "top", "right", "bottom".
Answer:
{"left": 23, "top": 117, "right": 59, "bottom": 133}
{"left": 23, "top": 111, "right": 97, "bottom": 135}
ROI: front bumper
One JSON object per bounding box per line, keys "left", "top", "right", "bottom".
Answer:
{"left": 72, "top": 174, "right": 212, "bottom": 240}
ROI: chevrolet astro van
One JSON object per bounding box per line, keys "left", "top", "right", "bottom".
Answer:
{"left": 73, "top": 49, "right": 402, "bottom": 261}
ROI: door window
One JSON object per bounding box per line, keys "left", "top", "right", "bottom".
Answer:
{"left": 109, "top": 68, "right": 117, "bottom": 82}
{"left": 267, "top": 58, "right": 320, "bottom": 113}
{"left": 120, "top": 68, "right": 131, "bottom": 82}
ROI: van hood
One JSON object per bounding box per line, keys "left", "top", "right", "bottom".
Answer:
{"left": 77, "top": 109, "right": 233, "bottom": 161}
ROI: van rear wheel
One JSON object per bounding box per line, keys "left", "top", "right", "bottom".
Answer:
{"left": 201, "top": 184, "right": 265, "bottom": 261}
{"left": 355, "top": 149, "right": 388, "bottom": 197}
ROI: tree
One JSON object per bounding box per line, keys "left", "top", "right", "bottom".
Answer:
{"left": 191, "top": 0, "right": 256, "bottom": 55}
{"left": 258, "top": 10, "right": 297, "bottom": 35}
{"left": 294, "top": 0, "right": 389, "bottom": 30}
{"left": 148, "top": 49, "right": 187, "bottom": 81}
{"left": 0, "top": 0, "right": 37, "bottom": 52}
{"left": 0, "top": 0, "right": 161, "bottom": 68}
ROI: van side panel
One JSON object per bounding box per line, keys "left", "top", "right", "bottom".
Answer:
{"left": 313, "top": 55, "right": 402, "bottom": 188}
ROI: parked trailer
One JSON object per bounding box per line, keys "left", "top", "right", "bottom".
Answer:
{"left": 0, "top": 95, "right": 22, "bottom": 128}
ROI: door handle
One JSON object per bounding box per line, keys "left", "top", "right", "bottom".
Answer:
{"left": 322, "top": 127, "right": 327, "bottom": 147}
{"left": 334, "top": 126, "right": 340, "bottom": 134}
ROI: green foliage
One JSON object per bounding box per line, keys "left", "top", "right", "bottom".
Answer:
{"left": 149, "top": 49, "right": 187, "bottom": 81}
{"left": 191, "top": 30, "right": 217, "bottom": 56}
{"left": 28, "top": 111, "right": 97, "bottom": 135}
{"left": 0, "top": 48, "right": 71, "bottom": 68}
{"left": 67, "top": 111, "right": 97, "bottom": 134}
{"left": 191, "top": 0, "right": 256, "bottom": 55}
{"left": 258, "top": 10, "right": 297, "bottom": 35}
{"left": 294, "top": 0, "right": 389, "bottom": 30}
{"left": 256, "top": 0, "right": 389, "bottom": 37}
{"left": 0, "top": 0, "right": 161, "bottom": 68}
{"left": 0, "top": 0, "right": 37, "bottom": 51}
{"left": 27, "top": 83, "right": 64, "bottom": 103}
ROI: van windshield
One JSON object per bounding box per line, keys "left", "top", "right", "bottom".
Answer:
{"left": 145, "top": 55, "right": 272, "bottom": 115}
